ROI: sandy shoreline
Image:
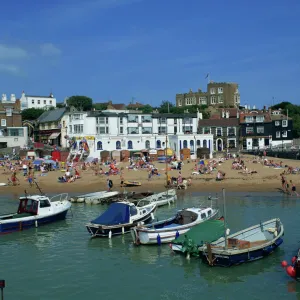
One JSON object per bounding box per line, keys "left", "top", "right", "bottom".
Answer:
{"left": 1, "top": 154, "right": 299, "bottom": 197}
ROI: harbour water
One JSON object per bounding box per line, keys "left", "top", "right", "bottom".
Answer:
{"left": 1, "top": 192, "right": 300, "bottom": 300}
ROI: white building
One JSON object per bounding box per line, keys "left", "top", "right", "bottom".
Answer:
{"left": 65, "top": 108, "right": 214, "bottom": 159}
{"left": 20, "top": 91, "right": 56, "bottom": 110}
{"left": 0, "top": 127, "right": 28, "bottom": 148}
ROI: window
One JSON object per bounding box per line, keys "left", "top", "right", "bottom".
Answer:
{"left": 32, "top": 100, "right": 34, "bottom": 104}
{"left": 1, "top": 119, "right": 6, "bottom": 126}
{"left": 282, "top": 131, "right": 287, "bottom": 137}
{"left": 145, "top": 140, "right": 150, "bottom": 148}
{"left": 235, "top": 95, "right": 240, "bottom": 103}
{"left": 210, "top": 88, "right": 216, "bottom": 94}
{"left": 156, "top": 140, "right": 161, "bottom": 148}
{"left": 245, "top": 116, "right": 253, "bottom": 123}
{"left": 120, "top": 117, "right": 123, "bottom": 124}
{"left": 97, "top": 141, "right": 103, "bottom": 150}
{"left": 160, "top": 118, "right": 166, "bottom": 124}
{"left": 74, "top": 124, "right": 83, "bottom": 134}
{"left": 73, "top": 114, "right": 82, "bottom": 120}
{"left": 185, "top": 98, "right": 193, "bottom": 105}
{"left": 216, "top": 127, "right": 222, "bottom": 136}
{"left": 210, "top": 96, "right": 216, "bottom": 104}
{"left": 141, "top": 116, "right": 152, "bottom": 123}
{"left": 50, "top": 100, "right": 52, "bottom": 105}
{"left": 276, "top": 131, "right": 281, "bottom": 138}
{"left": 218, "top": 95, "right": 223, "bottom": 103}
{"left": 178, "top": 99, "right": 182, "bottom": 106}
{"left": 182, "top": 126, "right": 192, "bottom": 133}
{"left": 128, "top": 140, "right": 133, "bottom": 149}
{"left": 282, "top": 120, "right": 288, "bottom": 127}
{"left": 69, "top": 125, "right": 72, "bottom": 133}
{"left": 197, "top": 140, "right": 201, "bottom": 146}
{"left": 128, "top": 115, "right": 138, "bottom": 123}
{"left": 8, "top": 128, "right": 24, "bottom": 136}
{"left": 203, "top": 140, "right": 207, "bottom": 148}
{"left": 246, "top": 127, "right": 254, "bottom": 134}
{"left": 44, "top": 100, "right": 46, "bottom": 104}
{"left": 120, "top": 127, "right": 123, "bottom": 134}
{"left": 5, "top": 108, "right": 12, "bottom": 116}
{"left": 256, "top": 116, "right": 264, "bottom": 122}
{"left": 257, "top": 126, "right": 264, "bottom": 134}
{"left": 96, "top": 127, "right": 106, "bottom": 134}
{"left": 275, "top": 121, "right": 280, "bottom": 126}
{"left": 227, "top": 127, "right": 235, "bottom": 136}
{"left": 199, "top": 97, "right": 207, "bottom": 105}
{"left": 128, "top": 127, "right": 139, "bottom": 134}
{"left": 203, "top": 127, "right": 210, "bottom": 134}
{"left": 38, "top": 100, "right": 40, "bottom": 104}
{"left": 116, "top": 141, "right": 121, "bottom": 149}
{"left": 183, "top": 140, "right": 188, "bottom": 148}
{"left": 218, "top": 87, "right": 223, "bottom": 94}
{"left": 158, "top": 126, "right": 167, "bottom": 134}
{"left": 142, "top": 127, "right": 152, "bottom": 134}
{"left": 40, "top": 200, "right": 51, "bottom": 208}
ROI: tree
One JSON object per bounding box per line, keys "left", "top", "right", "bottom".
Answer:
{"left": 67, "top": 96, "right": 93, "bottom": 111}
{"left": 56, "top": 103, "right": 66, "bottom": 108}
{"left": 158, "top": 101, "right": 174, "bottom": 113}
{"left": 93, "top": 103, "right": 108, "bottom": 110}
{"left": 141, "top": 104, "right": 153, "bottom": 113}
{"left": 21, "top": 108, "right": 45, "bottom": 121}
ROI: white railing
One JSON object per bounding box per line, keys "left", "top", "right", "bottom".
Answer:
{"left": 50, "top": 193, "right": 69, "bottom": 202}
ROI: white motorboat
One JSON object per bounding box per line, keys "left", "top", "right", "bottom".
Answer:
{"left": 0, "top": 193, "right": 71, "bottom": 234}
{"left": 86, "top": 201, "right": 157, "bottom": 238}
{"left": 89, "top": 191, "right": 119, "bottom": 204}
{"left": 131, "top": 206, "right": 219, "bottom": 245}
{"left": 70, "top": 191, "right": 107, "bottom": 203}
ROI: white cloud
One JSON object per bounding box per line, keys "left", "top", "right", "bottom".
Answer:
{"left": 0, "top": 44, "right": 29, "bottom": 60}
{"left": 0, "top": 64, "right": 21, "bottom": 75}
{"left": 40, "top": 43, "right": 62, "bottom": 56}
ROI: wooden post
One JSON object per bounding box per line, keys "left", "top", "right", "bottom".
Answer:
{"left": 165, "top": 135, "right": 168, "bottom": 187}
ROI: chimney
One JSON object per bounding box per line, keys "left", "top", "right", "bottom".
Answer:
{"left": 225, "top": 110, "right": 230, "bottom": 118}
{"left": 10, "top": 94, "right": 16, "bottom": 102}
{"left": 1, "top": 94, "right": 7, "bottom": 102}
{"left": 222, "top": 109, "right": 225, "bottom": 118}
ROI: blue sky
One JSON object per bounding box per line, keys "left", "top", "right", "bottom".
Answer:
{"left": 1, "top": 0, "right": 300, "bottom": 108}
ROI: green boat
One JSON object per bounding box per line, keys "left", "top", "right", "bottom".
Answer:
{"left": 170, "top": 219, "right": 225, "bottom": 258}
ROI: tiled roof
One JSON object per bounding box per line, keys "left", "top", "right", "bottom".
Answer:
{"left": 270, "top": 114, "right": 292, "bottom": 121}
{"left": 127, "top": 102, "right": 144, "bottom": 108}
{"left": 38, "top": 108, "right": 66, "bottom": 123}
{"left": 198, "top": 118, "right": 239, "bottom": 126}
{"left": 239, "top": 111, "right": 272, "bottom": 123}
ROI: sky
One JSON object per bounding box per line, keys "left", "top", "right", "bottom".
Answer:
{"left": 0, "top": 0, "right": 300, "bottom": 108}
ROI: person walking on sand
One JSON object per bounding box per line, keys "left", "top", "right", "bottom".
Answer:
{"left": 290, "top": 180, "right": 299, "bottom": 196}
{"left": 120, "top": 168, "right": 124, "bottom": 187}
{"left": 107, "top": 178, "right": 113, "bottom": 192}
{"left": 28, "top": 171, "right": 34, "bottom": 187}
{"left": 281, "top": 173, "right": 286, "bottom": 190}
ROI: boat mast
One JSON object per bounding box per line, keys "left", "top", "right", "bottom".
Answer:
{"left": 223, "top": 188, "right": 228, "bottom": 249}
{"left": 165, "top": 134, "right": 168, "bottom": 189}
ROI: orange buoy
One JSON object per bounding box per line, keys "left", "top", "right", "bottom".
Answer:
{"left": 286, "top": 266, "right": 296, "bottom": 278}
{"left": 281, "top": 260, "right": 288, "bottom": 268}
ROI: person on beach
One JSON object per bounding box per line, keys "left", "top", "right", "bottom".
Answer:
{"left": 281, "top": 174, "right": 286, "bottom": 190}
{"left": 290, "top": 180, "right": 299, "bottom": 196}
{"left": 107, "top": 178, "right": 113, "bottom": 191}
{"left": 120, "top": 168, "right": 124, "bottom": 187}
{"left": 28, "top": 171, "right": 34, "bottom": 187}
{"left": 11, "top": 172, "right": 19, "bottom": 186}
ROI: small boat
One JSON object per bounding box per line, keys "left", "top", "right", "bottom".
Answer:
{"left": 149, "top": 189, "right": 177, "bottom": 207}
{"left": 70, "top": 191, "right": 107, "bottom": 203}
{"left": 282, "top": 249, "right": 300, "bottom": 280}
{"left": 87, "top": 192, "right": 119, "bottom": 205}
{"left": 198, "top": 189, "right": 284, "bottom": 267}
{"left": 170, "top": 218, "right": 225, "bottom": 258}
{"left": 123, "top": 181, "right": 141, "bottom": 187}
{"left": 131, "top": 206, "right": 219, "bottom": 245}
{"left": 199, "top": 218, "right": 284, "bottom": 267}
{"left": 86, "top": 201, "right": 157, "bottom": 238}
{"left": 0, "top": 193, "right": 71, "bottom": 234}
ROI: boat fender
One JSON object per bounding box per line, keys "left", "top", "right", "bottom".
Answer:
{"left": 286, "top": 265, "right": 296, "bottom": 278}
{"left": 122, "top": 227, "right": 125, "bottom": 234}
{"left": 292, "top": 256, "right": 297, "bottom": 265}
{"left": 151, "top": 213, "right": 154, "bottom": 220}
{"left": 108, "top": 230, "right": 112, "bottom": 239}
{"left": 35, "top": 220, "right": 38, "bottom": 228}
{"left": 135, "top": 229, "right": 141, "bottom": 245}
{"left": 157, "top": 234, "right": 161, "bottom": 246}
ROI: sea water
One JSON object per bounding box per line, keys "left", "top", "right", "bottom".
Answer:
{"left": 0, "top": 191, "right": 299, "bottom": 300}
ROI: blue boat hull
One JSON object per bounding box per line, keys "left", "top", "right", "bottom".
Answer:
{"left": 200, "top": 238, "right": 283, "bottom": 267}
{"left": 0, "top": 210, "right": 69, "bottom": 234}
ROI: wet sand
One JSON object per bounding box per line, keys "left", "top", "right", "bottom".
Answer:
{"left": 1, "top": 155, "right": 299, "bottom": 196}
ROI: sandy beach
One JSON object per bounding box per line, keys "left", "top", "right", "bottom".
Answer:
{"left": 1, "top": 155, "right": 300, "bottom": 196}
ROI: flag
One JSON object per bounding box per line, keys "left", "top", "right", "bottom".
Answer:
{"left": 205, "top": 73, "right": 209, "bottom": 79}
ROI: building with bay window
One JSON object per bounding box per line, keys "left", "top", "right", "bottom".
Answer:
{"left": 65, "top": 109, "right": 214, "bottom": 158}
